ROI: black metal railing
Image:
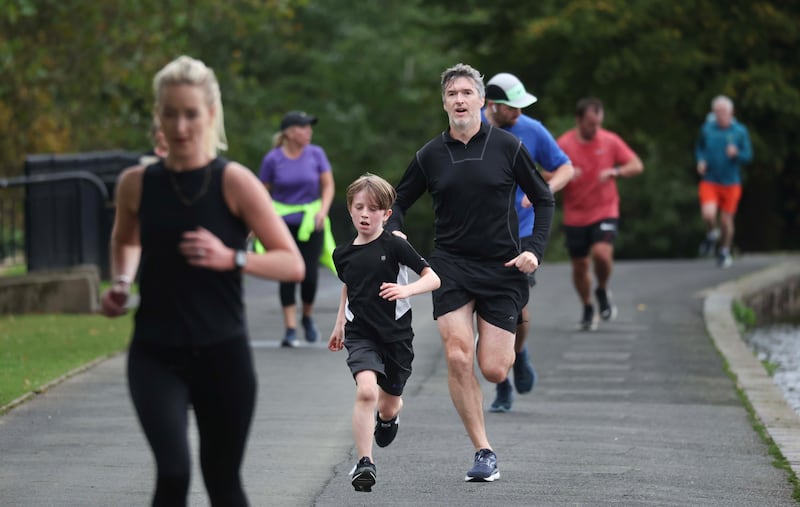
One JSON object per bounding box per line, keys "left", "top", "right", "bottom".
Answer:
{"left": 0, "top": 170, "right": 112, "bottom": 273}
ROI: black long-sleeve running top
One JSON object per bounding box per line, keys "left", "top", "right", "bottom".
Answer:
{"left": 386, "top": 123, "right": 555, "bottom": 263}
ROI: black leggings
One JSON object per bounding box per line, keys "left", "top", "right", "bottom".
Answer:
{"left": 279, "top": 223, "right": 323, "bottom": 308}
{"left": 127, "top": 337, "right": 257, "bottom": 507}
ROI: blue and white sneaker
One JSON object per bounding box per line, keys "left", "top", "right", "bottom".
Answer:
{"left": 465, "top": 448, "right": 500, "bottom": 482}
{"left": 717, "top": 250, "right": 733, "bottom": 269}
{"left": 302, "top": 315, "right": 319, "bottom": 343}
{"left": 699, "top": 228, "right": 720, "bottom": 257}
{"left": 489, "top": 379, "right": 513, "bottom": 413}
{"left": 281, "top": 328, "right": 299, "bottom": 348}
{"left": 513, "top": 346, "right": 536, "bottom": 394}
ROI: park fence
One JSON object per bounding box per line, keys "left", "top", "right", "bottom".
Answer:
{"left": 0, "top": 151, "right": 141, "bottom": 279}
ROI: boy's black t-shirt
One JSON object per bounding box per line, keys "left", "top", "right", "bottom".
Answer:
{"left": 333, "top": 230, "right": 430, "bottom": 342}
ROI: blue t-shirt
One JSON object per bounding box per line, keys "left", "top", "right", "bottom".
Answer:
{"left": 695, "top": 119, "right": 752, "bottom": 185}
{"left": 482, "top": 111, "right": 569, "bottom": 237}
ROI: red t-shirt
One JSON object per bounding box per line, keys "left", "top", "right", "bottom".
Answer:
{"left": 557, "top": 128, "right": 637, "bottom": 227}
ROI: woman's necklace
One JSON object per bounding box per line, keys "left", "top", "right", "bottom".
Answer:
{"left": 168, "top": 162, "right": 212, "bottom": 206}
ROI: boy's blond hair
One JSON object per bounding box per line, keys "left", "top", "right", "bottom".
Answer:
{"left": 345, "top": 173, "right": 396, "bottom": 210}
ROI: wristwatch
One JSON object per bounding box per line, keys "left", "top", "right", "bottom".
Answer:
{"left": 234, "top": 249, "right": 247, "bottom": 271}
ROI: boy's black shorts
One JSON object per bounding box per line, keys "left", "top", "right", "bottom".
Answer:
{"left": 345, "top": 333, "right": 414, "bottom": 397}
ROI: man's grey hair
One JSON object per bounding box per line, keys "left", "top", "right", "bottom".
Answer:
{"left": 711, "top": 95, "right": 734, "bottom": 111}
{"left": 440, "top": 63, "right": 485, "bottom": 101}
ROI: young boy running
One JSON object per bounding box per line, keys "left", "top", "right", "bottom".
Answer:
{"left": 328, "top": 173, "right": 440, "bottom": 492}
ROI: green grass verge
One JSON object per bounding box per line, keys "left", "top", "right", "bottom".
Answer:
{"left": 727, "top": 360, "right": 800, "bottom": 502}
{"left": 0, "top": 264, "right": 27, "bottom": 277}
{"left": 0, "top": 312, "right": 133, "bottom": 409}
{"left": 725, "top": 299, "right": 800, "bottom": 502}
{"left": 762, "top": 359, "right": 781, "bottom": 377}
{"left": 732, "top": 299, "right": 757, "bottom": 329}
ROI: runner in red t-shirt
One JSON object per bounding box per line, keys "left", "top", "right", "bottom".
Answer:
{"left": 557, "top": 98, "right": 644, "bottom": 330}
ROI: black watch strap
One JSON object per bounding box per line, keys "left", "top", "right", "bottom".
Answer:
{"left": 234, "top": 249, "right": 247, "bottom": 270}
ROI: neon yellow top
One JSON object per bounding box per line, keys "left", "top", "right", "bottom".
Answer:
{"left": 254, "top": 199, "right": 336, "bottom": 274}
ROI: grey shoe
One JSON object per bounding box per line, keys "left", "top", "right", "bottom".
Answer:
{"left": 717, "top": 252, "right": 733, "bottom": 269}
{"left": 699, "top": 229, "right": 720, "bottom": 257}
{"left": 465, "top": 448, "right": 500, "bottom": 482}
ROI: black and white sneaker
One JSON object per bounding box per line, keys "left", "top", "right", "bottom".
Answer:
{"left": 465, "top": 448, "right": 500, "bottom": 482}
{"left": 595, "top": 288, "right": 618, "bottom": 321}
{"left": 374, "top": 413, "right": 399, "bottom": 448}
{"left": 580, "top": 304, "right": 598, "bottom": 331}
{"left": 351, "top": 456, "right": 376, "bottom": 492}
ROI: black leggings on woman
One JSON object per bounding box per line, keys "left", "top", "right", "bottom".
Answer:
{"left": 127, "top": 337, "right": 257, "bottom": 507}
{"left": 279, "top": 223, "right": 323, "bottom": 308}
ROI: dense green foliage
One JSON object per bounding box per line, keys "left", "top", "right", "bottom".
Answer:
{"left": 2, "top": 0, "right": 798, "bottom": 258}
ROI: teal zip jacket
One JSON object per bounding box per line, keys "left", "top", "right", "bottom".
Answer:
{"left": 695, "top": 118, "right": 753, "bottom": 185}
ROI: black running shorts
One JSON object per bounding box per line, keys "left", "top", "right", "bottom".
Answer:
{"left": 563, "top": 218, "right": 619, "bottom": 258}
{"left": 345, "top": 335, "right": 414, "bottom": 397}
{"left": 429, "top": 250, "right": 529, "bottom": 333}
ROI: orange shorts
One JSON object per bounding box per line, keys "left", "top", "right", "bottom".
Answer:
{"left": 698, "top": 181, "right": 742, "bottom": 214}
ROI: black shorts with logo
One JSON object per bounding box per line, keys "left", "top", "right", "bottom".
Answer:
{"left": 563, "top": 218, "right": 619, "bottom": 258}
{"left": 429, "top": 250, "right": 528, "bottom": 333}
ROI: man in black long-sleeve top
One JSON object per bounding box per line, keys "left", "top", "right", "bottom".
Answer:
{"left": 385, "top": 63, "right": 554, "bottom": 483}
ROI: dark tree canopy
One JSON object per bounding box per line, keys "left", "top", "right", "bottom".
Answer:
{"left": 2, "top": 0, "right": 797, "bottom": 257}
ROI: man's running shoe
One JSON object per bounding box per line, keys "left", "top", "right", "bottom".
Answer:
{"left": 717, "top": 251, "right": 733, "bottom": 269}
{"left": 374, "top": 413, "right": 399, "bottom": 448}
{"left": 351, "top": 456, "right": 376, "bottom": 492}
{"left": 513, "top": 346, "right": 536, "bottom": 394}
{"left": 595, "top": 288, "right": 618, "bottom": 321}
{"left": 464, "top": 448, "right": 500, "bottom": 482}
{"left": 580, "top": 304, "right": 598, "bottom": 331}
{"left": 698, "top": 228, "right": 720, "bottom": 257}
{"left": 698, "top": 238, "right": 715, "bottom": 257}
{"left": 489, "top": 379, "right": 513, "bottom": 413}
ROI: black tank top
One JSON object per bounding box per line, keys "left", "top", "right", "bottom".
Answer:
{"left": 133, "top": 157, "right": 248, "bottom": 346}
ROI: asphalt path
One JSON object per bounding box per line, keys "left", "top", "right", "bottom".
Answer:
{"left": 0, "top": 255, "right": 797, "bottom": 506}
